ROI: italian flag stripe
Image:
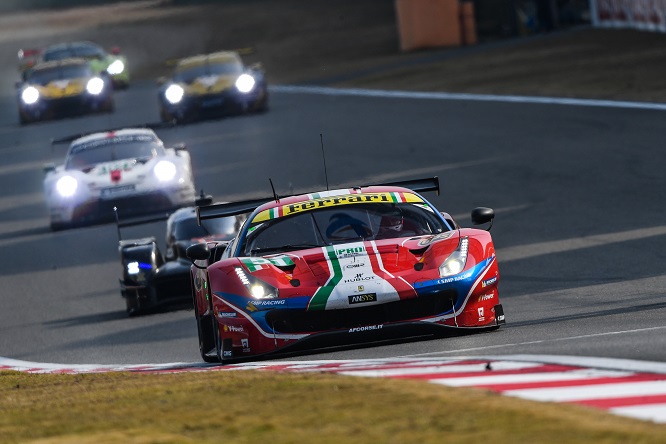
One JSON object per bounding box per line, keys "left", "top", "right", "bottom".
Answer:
{"left": 308, "top": 246, "right": 343, "bottom": 310}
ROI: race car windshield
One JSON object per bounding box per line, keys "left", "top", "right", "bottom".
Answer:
{"left": 174, "top": 216, "right": 238, "bottom": 241}
{"left": 174, "top": 62, "right": 243, "bottom": 83}
{"left": 43, "top": 45, "right": 105, "bottom": 61}
{"left": 27, "top": 65, "right": 92, "bottom": 84}
{"left": 242, "top": 202, "right": 448, "bottom": 256}
{"left": 65, "top": 140, "right": 164, "bottom": 171}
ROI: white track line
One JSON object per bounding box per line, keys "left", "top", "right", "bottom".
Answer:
{"left": 270, "top": 85, "right": 666, "bottom": 111}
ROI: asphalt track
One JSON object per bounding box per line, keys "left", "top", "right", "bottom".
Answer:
{"left": 0, "top": 81, "right": 665, "bottom": 366}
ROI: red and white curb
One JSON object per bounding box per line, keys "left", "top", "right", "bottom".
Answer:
{"left": 2, "top": 354, "right": 666, "bottom": 424}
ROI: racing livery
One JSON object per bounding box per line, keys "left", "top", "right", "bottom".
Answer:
{"left": 158, "top": 50, "right": 268, "bottom": 123}
{"left": 187, "top": 178, "right": 504, "bottom": 363}
{"left": 16, "top": 58, "right": 113, "bottom": 125}
{"left": 19, "top": 41, "right": 129, "bottom": 88}
{"left": 44, "top": 128, "right": 196, "bottom": 230}
{"left": 118, "top": 195, "right": 245, "bottom": 316}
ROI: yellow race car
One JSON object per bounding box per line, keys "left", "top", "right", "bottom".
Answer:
{"left": 158, "top": 51, "right": 268, "bottom": 123}
{"left": 16, "top": 58, "right": 114, "bottom": 125}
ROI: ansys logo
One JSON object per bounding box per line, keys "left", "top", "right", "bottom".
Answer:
{"left": 348, "top": 293, "right": 377, "bottom": 304}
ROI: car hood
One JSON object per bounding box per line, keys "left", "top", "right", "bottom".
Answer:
{"left": 183, "top": 75, "right": 237, "bottom": 95}
{"left": 35, "top": 78, "right": 87, "bottom": 98}
{"left": 219, "top": 232, "right": 461, "bottom": 311}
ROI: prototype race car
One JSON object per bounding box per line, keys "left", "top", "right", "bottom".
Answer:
{"left": 44, "top": 128, "right": 196, "bottom": 230}
{"left": 158, "top": 50, "right": 268, "bottom": 123}
{"left": 16, "top": 58, "right": 114, "bottom": 125}
{"left": 118, "top": 194, "right": 245, "bottom": 316}
{"left": 19, "top": 41, "right": 129, "bottom": 89}
{"left": 187, "top": 177, "right": 505, "bottom": 363}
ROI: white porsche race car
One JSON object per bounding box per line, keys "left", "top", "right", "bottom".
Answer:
{"left": 44, "top": 128, "right": 196, "bottom": 230}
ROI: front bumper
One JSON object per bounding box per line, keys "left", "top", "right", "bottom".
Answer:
{"left": 161, "top": 87, "right": 267, "bottom": 120}
{"left": 48, "top": 184, "right": 195, "bottom": 227}
{"left": 19, "top": 93, "right": 112, "bottom": 121}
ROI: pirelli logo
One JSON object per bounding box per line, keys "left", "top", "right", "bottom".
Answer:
{"left": 253, "top": 192, "right": 424, "bottom": 223}
{"left": 348, "top": 293, "right": 377, "bottom": 304}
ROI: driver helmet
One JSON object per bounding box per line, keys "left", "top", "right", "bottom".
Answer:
{"left": 380, "top": 214, "right": 403, "bottom": 232}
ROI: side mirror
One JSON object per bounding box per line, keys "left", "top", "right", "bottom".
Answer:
{"left": 471, "top": 207, "right": 495, "bottom": 229}
{"left": 43, "top": 163, "right": 56, "bottom": 174}
{"left": 156, "top": 76, "right": 167, "bottom": 86}
{"left": 171, "top": 143, "right": 187, "bottom": 151}
{"left": 186, "top": 243, "right": 210, "bottom": 262}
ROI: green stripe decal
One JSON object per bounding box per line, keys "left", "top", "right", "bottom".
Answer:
{"left": 308, "top": 246, "right": 342, "bottom": 311}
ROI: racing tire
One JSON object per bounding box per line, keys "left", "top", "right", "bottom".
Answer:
{"left": 193, "top": 290, "right": 219, "bottom": 363}
{"left": 159, "top": 108, "right": 172, "bottom": 123}
{"left": 125, "top": 294, "right": 142, "bottom": 317}
{"left": 49, "top": 221, "right": 70, "bottom": 231}
{"left": 102, "top": 99, "right": 115, "bottom": 114}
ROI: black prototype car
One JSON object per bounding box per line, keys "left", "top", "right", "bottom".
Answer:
{"left": 118, "top": 196, "right": 244, "bottom": 315}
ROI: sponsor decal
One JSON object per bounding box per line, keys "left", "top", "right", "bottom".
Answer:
{"left": 343, "top": 272, "right": 375, "bottom": 284}
{"left": 417, "top": 231, "right": 454, "bottom": 246}
{"left": 217, "top": 312, "right": 237, "bottom": 318}
{"left": 71, "top": 134, "right": 156, "bottom": 153}
{"left": 478, "top": 293, "right": 494, "bottom": 302}
{"left": 478, "top": 307, "right": 485, "bottom": 322}
{"left": 223, "top": 325, "right": 244, "bottom": 333}
{"left": 241, "top": 338, "right": 249, "bottom": 349}
{"left": 222, "top": 350, "right": 233, "bottom": 357}
{"left": 196, "top": 75, "right": 219, "bottom": 87}
{"left": 249, "top": 299, "right": 286, "bottom": 307}
{"left": 482, "top": 276, "right": 498, "bottom": 287}
{"left": 349, "top": 324, "right": 383, "bottom": 333}
{"left": 253, "top": 192, "right": 424, "bottom": 222}
{"left": 335, "top": 246, "right": 365, "bottom": 258}
{"left": 357, "top": 285, "right": 364, "bottom": 292}
{"left": 348, "top": 293, "right": 377, "bottom": 304}
{"left": 345, "top": 262, "right": 366, "bottom": 269}
{"left": 433, "top": 271, "right": 473, "bottom": 285}
{"left": 240, "top": 256, "right": 294, "bottom": 272}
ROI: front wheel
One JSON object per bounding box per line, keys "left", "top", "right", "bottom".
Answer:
{"left": 193, "top": 292, "right": 219, "bottom": 363}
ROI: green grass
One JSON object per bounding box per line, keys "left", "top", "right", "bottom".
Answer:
{"left": 1, "top": 370, "right": 664, "bottom": 443}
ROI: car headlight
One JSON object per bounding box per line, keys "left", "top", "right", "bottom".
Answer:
{"left": 86, "top": 77, "right": 105, "bottom": 95}
{"left": 55, "top": 175, "right": 78, "bottom": 197}
{"left": 153, "top": 160, "right": 176, "bottom": 182}
{"left": 107, "top": 60, "right": 125, "bottom": 75}
{"left": 235, "top": 74, "right": 255, "bottom": 93}
{"left": 21, "top": 86, "right": 40, "bottom": 105}
{"left": 438, "top": 237, "right": 469, "bottom": 277}
{"left": 235, "top": 267, "right": 278, "bottom": 299}
{"left": 165, "top": 84, "right": 184, "bottom": 104}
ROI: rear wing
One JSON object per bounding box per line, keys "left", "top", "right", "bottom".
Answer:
{"left": 164, "top": 47, "right": 255, "bottom": 67}
{"left": 196, "top": 177, "right": 440, "bottom": 225}
{"left": 51, "top": 121, "right": 177, "bottom": 146}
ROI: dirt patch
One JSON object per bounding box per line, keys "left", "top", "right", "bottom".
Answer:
{"left": 3, "top": 0, "right": 666, "bottom": 103}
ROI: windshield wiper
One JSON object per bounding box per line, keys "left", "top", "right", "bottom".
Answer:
{"left": 250, "top": 243, "right": 321, "bottom": 255}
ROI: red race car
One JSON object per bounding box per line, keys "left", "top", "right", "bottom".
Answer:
{"left": 187, "top": 177, "right": 505, "bottom": 362}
